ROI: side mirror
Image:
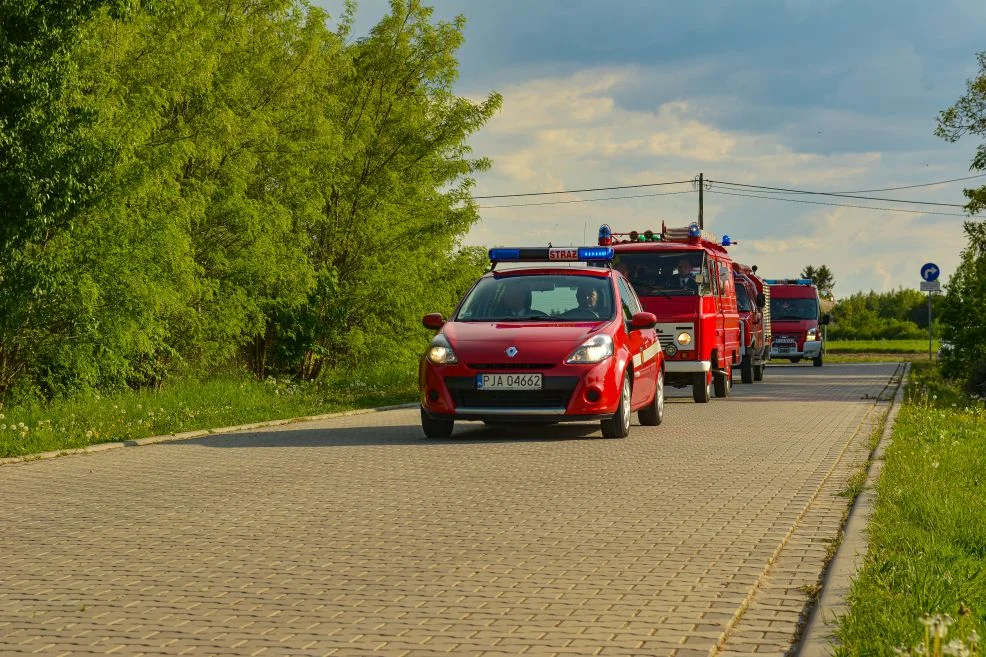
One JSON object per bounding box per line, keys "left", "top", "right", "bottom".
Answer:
{"left": 422, "top": 313, "right": 445, "bottom": 330}
{"left": 756, "top": 292, "right": 766, "bottom": 309}
{"left": 630, "top": 311, "right": 658, "bottom": 330}
{"left": 821, "top": 313, "right": 832, "bottom": 326}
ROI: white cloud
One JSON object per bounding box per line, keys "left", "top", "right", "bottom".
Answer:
{"left": 465, "top": 66, "right": 972, "bottom": 296}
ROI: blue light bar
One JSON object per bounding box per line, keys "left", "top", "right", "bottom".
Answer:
{"left": 489, "top": 248, "right": 520, "bottom": 261}
{"left": 488, "top": 247, "right": 614, "bottom": 263}
{"left": 721, "top": 234, "right": 732, "bottom": 246}
{"left": 688, "top": 223, "right": 701, "bottom": 237}
{"left": 764, "top": 278, "right": 814, "bottom": 285}
{"left": 577, "top": 247, "right": 614, "bottom": 261}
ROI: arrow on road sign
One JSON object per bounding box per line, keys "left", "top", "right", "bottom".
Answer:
{"left": 920, "top": 263, "right": 940, "bottom": 282}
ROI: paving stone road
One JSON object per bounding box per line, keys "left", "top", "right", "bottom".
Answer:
{"left": 0, "top": 363, "right": 902, "bottom": 657}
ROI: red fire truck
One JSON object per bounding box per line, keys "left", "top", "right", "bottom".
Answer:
{"left": 731, "top": 263, "right": 771, "bottom": 383}
{"left": 766, "top": 278, "right": 831, "bottom": 367}
{"left": 600, "top": 222, "right": 741, "bottom": 403}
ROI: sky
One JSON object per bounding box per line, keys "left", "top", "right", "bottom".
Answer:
{"left": 316, "top": 0, "right": 986, "bottom": 297}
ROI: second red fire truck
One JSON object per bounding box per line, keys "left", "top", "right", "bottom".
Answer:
{"left": 732, "top": 262, "right": 771, "bottom": 383}
{"left": 600, "top": 222, "right": 741, "bottom": 403}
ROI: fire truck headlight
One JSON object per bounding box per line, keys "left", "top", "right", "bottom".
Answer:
{"left": 676, "top": 332, "right": 692, "bottom": 347}
{"left": 805, "top": 328, "right": 818, "bottom": 342}
{"left": 426, "top": 336, "right": 458, "bottom": 364}
{"left": 566, "top": 335, "right": 614, "bottom": 364}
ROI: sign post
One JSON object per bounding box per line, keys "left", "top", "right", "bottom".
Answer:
{"left": 920, "top": 263, "right": 941, "bottom": 360}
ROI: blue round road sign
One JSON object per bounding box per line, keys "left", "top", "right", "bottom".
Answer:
{"left": 920, "top": 263, "right": 940, "bottom": 282}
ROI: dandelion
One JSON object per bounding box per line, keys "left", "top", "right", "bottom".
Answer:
{"left": 18, "top": 422, "right": 25, "bottom": 429}
{"left": 85, "top": 430, "right": 93, "bottom": 439}
{"left": 0, "top": 413, "right": 4, "bottom": 420}
{"left": 933, "top": 462, "right": 940, "bottom": 469}
{"left": 0, "top": 424, "right": 5, "bottom": 431}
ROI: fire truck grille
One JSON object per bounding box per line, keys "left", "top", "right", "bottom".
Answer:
{"left": 445, "top": 376, "right": 578, "bottom": 409}
{"left": 656, "top": 335, "right": 675, "bottom": 347}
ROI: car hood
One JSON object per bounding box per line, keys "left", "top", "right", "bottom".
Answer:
{"left": 443, "top": 321, "right": 607, "bottom": 363}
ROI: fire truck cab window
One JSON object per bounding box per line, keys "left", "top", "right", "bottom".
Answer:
{"left": 613, "top": 252, "right": 712, "bottom": 297}
{"left": 735, "top": 283, "right": 753, "bottom": 311}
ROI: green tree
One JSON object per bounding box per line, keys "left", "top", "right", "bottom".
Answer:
{"left": 936, "top": 51, "right": 986, "bottom": 391}
{"left": 800, "top": 264, "right": 835, "bottom": 300}
{"left": 272, "top": 0, "right": 502, "bottom": 379}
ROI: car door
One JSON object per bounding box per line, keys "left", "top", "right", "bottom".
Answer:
{"left": 617, "top": 276, "right": 657, "bottom": 406}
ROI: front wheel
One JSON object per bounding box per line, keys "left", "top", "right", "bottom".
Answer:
{"left": 740, "top": 353, "right": 754, "bottom": 384}
{"left": 791, "top": 357, "right": 802, "bottom": 364}
{"left": 813, "top": 354, "right": 823, "bottom": 367}
{"left": 754, "top": 362, "right": 765, "bottom": 381}
{"left": 639, "top": 368, "right": 664, "bottom": 426}
{"left": 692, "top": 371, "right": 712, "bottom": 403}
{"left": 421, "top": 407, "right": 454, "bottom": 439}
{"left": 601, "top": 373, "right": 632, "bottom": 438}
{"left": 714, "top": 364, "right": 732, "bottom": 397}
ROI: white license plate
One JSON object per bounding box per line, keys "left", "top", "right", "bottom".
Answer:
{"left": 476, "top": 373, "right": 543, "bottom": 390}
{"left": 778, "top": 346, "right": 794, "bottom": 353}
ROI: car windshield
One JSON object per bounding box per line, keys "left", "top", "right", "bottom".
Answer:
{"left": 612, "top": 251, "right": 711, "bottom": 296}
{"left": 456, "top": 275, "right": 614, "bottom": 322}
{"left": 735, "top": 283, "right": 752, "bottom": 311}
{"left": 770, "top": 297, "right": 818, "bottom": 320}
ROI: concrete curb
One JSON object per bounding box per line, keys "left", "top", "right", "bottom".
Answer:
{"left": 796, "top": 361, "right": 910, "bottom": 657}
{"left": 0, "top": 402, "right": 419, "bottom": 468}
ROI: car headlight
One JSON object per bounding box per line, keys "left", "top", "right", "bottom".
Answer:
{"left": 566, "top": 334, "right": 614, "bottom": 364}
{"left": 806, "top": 328, "right": 818, "bottom": 342}
{"left": 676, "top": 332, "right": 692, "bottom": 347}
{"left": 425, "top": 336, "right": 458, "bottom": 364}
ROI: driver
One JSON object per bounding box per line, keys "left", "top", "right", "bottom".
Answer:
{"left": 671, "top": 257, "right": 699, "bottom": 292}
{"left": 561, "top": 282, "right": 602, "bottom": 318}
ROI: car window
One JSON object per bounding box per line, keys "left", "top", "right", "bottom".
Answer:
{"left": 718, "top": 262, "right": 732, "bottom": 298}
{"left": 456, "top": 274, "right": 615, "bottom": 322}
{"left": 616, "top": 277, "right": 641, "bottom": 321}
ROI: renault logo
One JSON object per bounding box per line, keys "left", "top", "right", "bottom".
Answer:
{"left": 505, "top": 346, "right": 518, "bottom": 358}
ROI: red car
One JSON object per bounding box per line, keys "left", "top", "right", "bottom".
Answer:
{"left": 419, "top": 247, "right": 665, "bottom": 439}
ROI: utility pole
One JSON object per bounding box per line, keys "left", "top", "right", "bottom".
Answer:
{"left": 928, "top": 291, "right": 933, "bottom": 360}
{"left": 698, "top": 172, "right": 704, "bottom": 230}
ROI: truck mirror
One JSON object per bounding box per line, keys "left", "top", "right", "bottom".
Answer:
{"left": 821, "top": 313, "right": 832, "bottom": 326}
{"left": 756, "top": 292, "right": 766, "bottom": 309}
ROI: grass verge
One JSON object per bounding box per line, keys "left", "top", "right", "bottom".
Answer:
{"left": 835, "top": 361, "right": 986, "bottom": 655}
{"left": 826, "top": 353, "right": 935, "bottom": 364}
{"left": 0, "top": 363, "right": 417, "bottom": 459}
{"left": 827, "top": 339, "right": 941, "bottom": 354}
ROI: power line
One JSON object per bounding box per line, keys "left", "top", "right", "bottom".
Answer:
{"left": 829, "top": 173, "right": 986, "bottom": 194}
{"left": 706, "top": 188, "right": 968, "bottom": 216}
{"left": 708, "top": 179, "right": 966, "bottom": 207}
{"left": 472, "top": 179, "right": 693, "bottom": 200}
{"left": 478, "top": 189, "right": 695, "bottom": 209}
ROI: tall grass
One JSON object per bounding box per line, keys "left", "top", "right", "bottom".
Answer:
{"left": 827, "top": 339, "right": 941, "bottom": 354}
{"left": 836, "top": 362, "right": 986, "bottom": 655}
{"left": 0, "top": 363, "right": 417, "bottom": 459}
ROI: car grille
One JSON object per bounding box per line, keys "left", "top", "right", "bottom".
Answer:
{"left": 468, "top": 363, "right": 555, "bottom": 370}
{"left": 445, "top": 376, "right": 578, "bottom": 409}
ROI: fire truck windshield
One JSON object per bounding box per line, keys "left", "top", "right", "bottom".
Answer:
{"left": 770, "top": 297, "right": 818, "bottom": 320}
{"left": 613, "top": 252, "right": 711, "bottom": 297}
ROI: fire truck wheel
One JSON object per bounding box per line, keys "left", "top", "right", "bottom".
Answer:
{"left": 692, "top": 372, "right": 712, "bottom": 403}
{"left": 639, "top": 368, "right": 664, "bottom": 426}
{"left": 740, "top": 354, "right": 754, "bottom": 384}
{"left": 754, "top": 363, "right": 765, "bottom": 381}
{"left": 714, "top": 366, "right": 731, "bottom": 397}
{"left": 420, "top": 407, "right": 454, "bottom": 439}
{"left": 791, "top": 357, "right": 802, "bottom": 364}
{"left": 601, "top": 373, "right": 632, "bottom": 438}
{"left": 813, "top": 354, "right": 824, "bottom": 367}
